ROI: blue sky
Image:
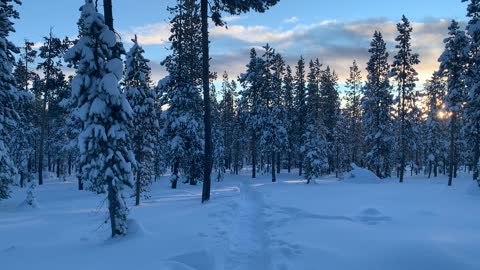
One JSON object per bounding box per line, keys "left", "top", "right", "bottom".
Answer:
{"left": 11, "top": 0, "right": 469, "bottom": 85}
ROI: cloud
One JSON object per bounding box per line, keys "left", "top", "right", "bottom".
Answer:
{"left": 284, "top": 16, "right": 299, "bottom": 24}
{"left": 124, "top": 17, "right": 457, "bottom": 86}
{"left": 208, "top": 18, "right": 454, "bottom": 85}
{"left": 120, "top": 22, "right": 170, "bottom": 45}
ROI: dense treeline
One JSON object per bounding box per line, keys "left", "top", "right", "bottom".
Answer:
{"left": 1, "top": 0, "right": 480, "bottom": 237}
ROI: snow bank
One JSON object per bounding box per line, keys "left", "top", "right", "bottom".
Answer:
{"left": 343, "top": 163, "right": 380, "bottom": 184}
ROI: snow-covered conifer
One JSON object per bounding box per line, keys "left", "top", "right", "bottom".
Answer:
{"left": 391, "top": 15, "right": 420, "bottom": 183}
{"left": 124, "top": 36, "right": 158, "bottom": 205}
{"left": 362, "top": 31, "right": 394, "bottom": 178}
{"left": 162, "top": 0, "right": 204, "bottom": 188}
{"left": 0, "top": 0, "right": 21, "bottom": 200}
{"left": 439, "top": 20, "right": 469, "bottom": 186}
{"left": 65, "top": 0, "right": 134, "bottom": 237}
{"left": 345, "top": 60, "right": 363, "bottom": 165}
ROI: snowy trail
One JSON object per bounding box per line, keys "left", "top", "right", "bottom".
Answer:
{"left": 218, "top": 181, "right": 272, "bottom": 270}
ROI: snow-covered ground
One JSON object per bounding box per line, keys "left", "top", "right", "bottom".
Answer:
{"left": 1, "top": 168, "right": 480, "bottom": 270}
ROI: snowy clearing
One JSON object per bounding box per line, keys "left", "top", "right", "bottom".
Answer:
{"left": 1, "top": 170, "right": 480, "bottom": 270}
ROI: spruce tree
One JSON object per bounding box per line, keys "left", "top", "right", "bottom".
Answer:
{"left": 211, "top": 82, "right": 226, "bottom": 181}
{"left": 362, "top": 31, "right": 394, "bottom": 178}
{"left": 302, "top": 59, "right": 328, "bottom": 183}
{"left": 439, "top": 20, "right": 469, "bottom": 186}
{"left": 424, "top": 72, "right": 447, "bottom": 178}
{"left": 65, "top": 0, "right": 134, "bottom": 237}
{"left": 238, "top": 48, "right": 264, "bottom": 179}
{"left": 320, "top": 65, "right": 340, "bottom": 172}
{"left": 124, "top": 36, "right": 158, "bottom": 205}
{"left": 13, "top": 40, "right": 37, "bottom": 92}
{"left": 462, "top": 0, "right": 480, "bottom": 182}
{"left": 12, "top": 40, "right": 37, "bottom": 187}
{"left": 283, "top": 65, "right": 295, "bottom": 173}
{"left": 162, "top": 0, "right": 204, "bottom": 188}
{"left": 0, "top": 0, "right": 21, "bottom": 200}
{"left": 219, "top": 71, "right": 236, "bottom": 171}
{"left": 260, "top": 45, "right": 288, "bottom": 182}
{"left": 345, "top": 60, "right": 363, "bottom": 166}
{"left": 391, "top": 15, "right": 420, "bottom": 183}
{"left": 36, "top": 31, "right": 70, "bottom": 185}
{"left": 294, "top": 56, "right": 307, "bottom": 175}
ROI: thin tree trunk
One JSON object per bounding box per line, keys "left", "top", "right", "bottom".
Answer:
{"left": 78, "top": 166, "right": 83, "bottom": 190}
{"left": 474, "top": 131, "right": 479, "bottom": 181}
{"left": 272, "top": 152, "right": 276, "bottom": 182}
{"left": 428, "top": 160, "right": 432, "bottom": 179}
{"left": 201, "top": 0, "right": 212, "bottom": 203}
{"left": 56, "top": 159, "right": 60, "bottom": 178}
{"left": 68, "top": 154, "right": 72, "bottom": 176}
{"left": 448, "top": 113, "right": 456, "bottom": 186}
{"left": 172, "top": 161, "right": 179, "bottom": 189}
{"left": 251, "top": 133, "right": 257, "bottom": 179}
{"left": 287, "top": 151, "right": 291, "bottom": 173}
{"left": 276, "top": 152, "right": 281, "bottom": 174}
{"left": 135, "top": 169, "right": 141, "bottom": 206}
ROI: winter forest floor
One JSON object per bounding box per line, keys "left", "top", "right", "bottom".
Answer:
{"left": 1, "top": 168, "right": 480, "bottom": 270}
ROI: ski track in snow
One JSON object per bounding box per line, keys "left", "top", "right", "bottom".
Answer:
{"left": 215, "top": 181, "right": 273, "bottom": 270}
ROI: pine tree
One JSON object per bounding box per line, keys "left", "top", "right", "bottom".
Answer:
{"left": 345, "top": 60, "right": 363, "bottom": 166}
{"left": 162, "top": 0, "right": 204, "bottom": 188}
{"left": 294, "top": 56, "right": 307, "bottom": 175}
{"left": 439, "top": 20, "right": 469, "bottom": 186}
{"left": 211, "top": 82, "right": 226, "bottom": 181}
{"left": 302, "top": 59, "right": 328, "bottom": 183}
{"left": 10, "top": 88, "right": 35, "bottom": 188}
{"left": 219, "top": 71, "right": 236, "bottom": 172}
{"left": 391, "top": 15, "right": 420, "bottom": 183}
{"left": 320, "top": 65, "right": 340, "bottom": 172}
{"left": 362, "top": 31, "right": 394, "bottom": 178}
{"left": 0, "top": 0, "right": 21, "bottom": 200}
{"left": 12, "top": 40, "right": 37, "bottom": 187}
{"left": 462, "top": 0, "right": 480, "bottom": 183}
{"left": 238, "top": 48, "right": 264, "bottom": 179}
{"left": 124, "top": 36, "right": 158, "bottom": 205}
{"left": 333, "top": 111, "right": 351, "bottom": 178}
{"left": 424, "top": 72, "right": 447, "bottom": 178}
{"left": 65, "top": 0, "right": 134, "bottom": 237}
{"left": 13, "top": 40, "right": 37, "bottom": 92}
{"left": 36, "top": 31, "right": 70, "bottom": 185}
{"left": 260, "top": 45, "right": 288, "bottom": 182}
{"left": 283, "top": 65, "right": 295, "bottom": 173}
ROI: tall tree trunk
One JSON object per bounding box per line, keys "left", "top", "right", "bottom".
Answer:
{"left": 103, "top": 0, "right": 114, "bottom": 31}
{"left": 201, "top": 0, "right": 212, "bottom": 203}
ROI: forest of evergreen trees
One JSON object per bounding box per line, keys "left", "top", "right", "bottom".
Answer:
{"left": 1, "top": 0, "right": 480, "bottom": 237}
